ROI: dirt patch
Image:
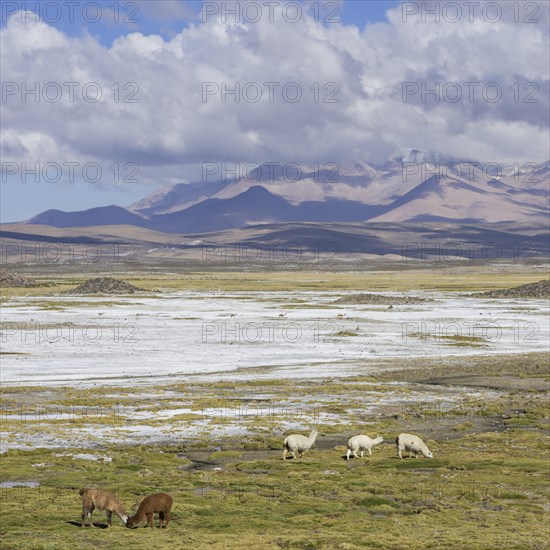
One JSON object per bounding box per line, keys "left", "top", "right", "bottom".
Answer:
{"left": 471, "top": 279, "right": 550, "bottom": 299}
{"left": 372, "top": 352, "right": 549, "bottom": 383}
{"left": 63, "top": 277, "right": 144, "bottom": 295}
{"left": 333, "top": 293, "right": 429, "bottom": 305}
{"left": 423, "top": 375, "right": 550, "bottom": 392}
{"left": 0, "top": 270, "right": 35, "bottom": 288}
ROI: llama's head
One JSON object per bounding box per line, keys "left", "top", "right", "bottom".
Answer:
{"left": 374, "top": 435, "right": 384, "bottom": 445}
{"left": 126, "top": 515, "right": 138, "bottom": 529}
{"left": 424, "top": 449, "right": 433, "bottom": 458}
{"left": 310, "top": 429, "right": 319, "bottom": 438}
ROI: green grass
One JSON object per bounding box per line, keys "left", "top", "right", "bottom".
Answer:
{"left": 0, "top": 431, "right": 548, "bottom": 550}
{"left": 1, "top": 371, "right": 549, "bottom": 550}
{"left": 2, "top": 269, "right": 548, "bottom": 296}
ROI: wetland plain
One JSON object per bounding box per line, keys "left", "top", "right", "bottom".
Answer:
{"left": 0, "top": 265, "right": 549, "bottom": 549}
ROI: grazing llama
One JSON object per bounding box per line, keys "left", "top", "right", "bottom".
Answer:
{"left": 79, "top": 488, "right": 128, "bottom": 527}
{"left": 126, "top": 493, "right": 173, "bottom": 529}
{"left": 396, "top": 433, "right": 433, "bottom": 459}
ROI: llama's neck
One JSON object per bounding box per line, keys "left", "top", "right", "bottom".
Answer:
{"left": 132, "top": 508, "right": 147, "bottom": 522}
{"left": 114, "top": 506, "right": 128, "bottom": 524}
{"left": 309, "top": 432, "right": 317, "bottom": 443}
{"left": 117, "top": 511, "right": 129, "bottom": 525}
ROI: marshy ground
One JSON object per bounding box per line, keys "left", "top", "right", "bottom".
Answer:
{"left": 0, "top": 265, "right": 548, "bottom": 549}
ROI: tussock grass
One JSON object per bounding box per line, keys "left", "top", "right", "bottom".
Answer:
{"left": 1, "top": 358, "right": 549, "bottom": 549}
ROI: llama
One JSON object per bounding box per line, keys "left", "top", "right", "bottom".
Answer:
{"left": 283, "top": 429, "right": 318, "bottom": 460}
{"left": 396, "top": 433, "right": 433, "bottom": 459}
{"left": 79, "top": 488, "right": 128, "bottom": 527}
{"left": 126, "top": 493, "right": 173, "bottom": 529}
{"left": 337, "top": 313, "right": 347, "bottom": 319}
{"left": 279, "top": 313, "right": 287, "bottom": 319}
{"left": 346, "top": 435, "right": 383, "bottom": 460}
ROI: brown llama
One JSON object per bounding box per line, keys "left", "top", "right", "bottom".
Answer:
{"left": 126, "top": 493, "right": 173, "bottom": 529}
{"left": 79, "top": 487, "right": 128, "bottom": 527}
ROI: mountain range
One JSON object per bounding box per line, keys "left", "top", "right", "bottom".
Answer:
{"left": 0, "top": 150, "right": 550, "bottom": 265}
{"left": 18, "top": 151, "right": 550, "bottom": 235}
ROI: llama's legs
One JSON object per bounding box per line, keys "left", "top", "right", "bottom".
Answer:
{"left": 283, "top": 448, "right": 288, "bottom": 460}
{"left": 107, "top": 511, "right": 113, "bottom": 527}
{"left": 81, "top": 511, "right": 86, "bottom": 527}
{"left": 346, "top": 449, "right": 351, "bottom": 460}
{"left": 159, "top": 512, "right": 165, "bottom": 528}
{"left": 368, "top": 449, "right": 372, "bottom": 456}
{"left": 147, "top": 513, "right": 154, "bottom": 528}
{"left": 89, "top": 511, "right": 94, "bottom": 527}
{"left": 354, "top": 451, "right": 360, "bottom": 458}
{"left": 398, "top": 449, "right": 403, "bottom": 459}
{"left": 360, "top": 450, "right": 364, "bottom": 458}
{"left": 164, "top": 511, "right": 170, "bottom": 528}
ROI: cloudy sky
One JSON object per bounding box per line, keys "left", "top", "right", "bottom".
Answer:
{"left": 1, "top": 0, "right": 549, "bottom": 221}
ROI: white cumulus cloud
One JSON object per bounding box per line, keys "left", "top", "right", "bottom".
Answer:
{"left": 1, "top": 0, "right": 548, "bottom": 188}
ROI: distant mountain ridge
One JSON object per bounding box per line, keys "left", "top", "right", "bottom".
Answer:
{"left": 25, "top": 152, "right": 550, "bottom": 233}
{"left": 29, "top": 205, "right": 147, "bottom": 228}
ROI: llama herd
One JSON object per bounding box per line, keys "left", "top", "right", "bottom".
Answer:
{"left": 283, "top": 430, "right": 433, "bottom": 460}
{"left": 79, "top": 431, "right": 432, "bottom": 529}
